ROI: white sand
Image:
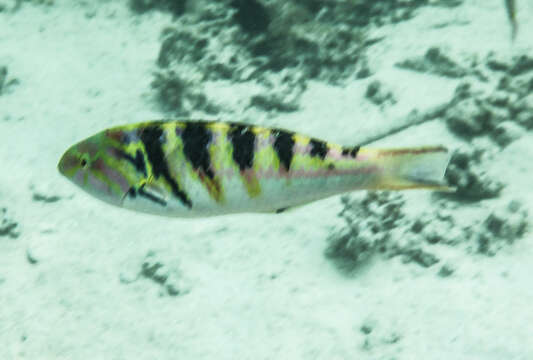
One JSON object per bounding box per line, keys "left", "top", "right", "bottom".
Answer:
{"left": 1, "top": 1, "right": 532, "bottom": 359}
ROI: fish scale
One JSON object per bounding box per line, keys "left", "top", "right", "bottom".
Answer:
{"left": 58, "top": 120, "right": 451, "bottom": 217}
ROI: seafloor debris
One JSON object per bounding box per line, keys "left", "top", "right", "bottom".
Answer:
{"left": 365, "top": 80, "right": 396, "bottom": 108}
{"left": 0, "top": 66, "right": 18, "bottom": 96}
{"left": 0, "top": 207, "right": 19, "bottom": 239}
{"left": 29, "top": 182, "right": 73, "bottom": 203}
{"left": 444, "top": 147, "right": 504, "bottom": 200}
{"left": 472, "top": 200, "right": 528, "bottom": 256}
{"left": 150, "top": 71, "right": 219, "bottom": 116}
{"left": 442, "top": 53, "right": 533, "bottom": 145}
{"left": 325, "top": 192, "right": 408, "bottom": 271}
{"left": 360, "top": 317, "right": 402, "bottom": 352}
{"left": 249, "top": 92, "right": 299, "bottom": 113}
{"left": 5, "top": 0, "right": 54, "bottom": 11}
{"left": 29, "top": 183, "right": 63, "bottom": 203}
{"left": 326, "top": 190, "right": 529, "bottom": 272}
{"left": 149, "top": 1, "right": 462, "bottom": 114}
{"left": 138, "top": 251, "right": 191, "bottom": 296}
{"left": 129, "top": 0, "right": 186, "bottom": 16}
{"left": 395, "top": 47, "right": 486, "bottom": 80}
{"left": 437, "top": 262, "right": 456, "bottom": 277}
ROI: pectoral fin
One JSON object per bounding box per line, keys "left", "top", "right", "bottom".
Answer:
{"left": 137, "top": 178, "right": 168, "bottom": 206}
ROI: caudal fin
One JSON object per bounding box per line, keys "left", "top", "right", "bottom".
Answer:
{"left": 366, "top": 146, "right": 453, "bottom": 191}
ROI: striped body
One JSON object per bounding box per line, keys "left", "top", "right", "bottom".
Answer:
{"left": 58, "top": 120, "right": 450, "bottom": 217}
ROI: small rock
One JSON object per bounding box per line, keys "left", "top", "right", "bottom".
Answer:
{"left": 26, "top": 249, "right": 38, "bottom": 265}
{"left": 491, "top": 121, "right": 524, "bottom": 147}
{"left": 129, "top": 0, "right": 187, "bottom": 16}
{"left": 509, "top": 54, "right": 533, "bottom": 76}
{"left": 365, "top": 80, "right": 396, "bottom": 107}
{"left": 360, "top": 318, "right": 377, "bottom": 335}
{"left": 381, "top": 331, "right": 401, "bottom": 344}
{"left": 486, "top": 56, "right": 509, "bottom": 72}
{"left": 150, "top": 70, "right": 219, "bottom": 116}
{"left": 486, "top": 91, "right": 510, "bottom": 107}
{"left": 444, "top": 148, "right": 504, "bottom": 200}
{"left": 140, "top": 251, "right": 191, "bottom": 296}
{"left": 29, "top": 182, "right": 67, "bottom": 203}
{"left": 396, "top": 47, "right": 471, "bottom": 78}
{"left": 437, "top": 262, "right": 455, "bottom": 277}
{"left": 0, "top": 208, "right": 19, "bottom": 239}
{"left": 406, "top": 248, "right": 439, "bottom": 267}
{"left": 0, "top": 66, "right": 6, "bottom": 94}
{"left": 249, "top": 93, "right": 299, "bottom": 112}
{"left": 513, "top": 94, "right": 533, "bottom": 129}
{"left": 476, "top": 200, "right": 528, "bottom": 255}
{"left": 326, "top": 192, "right": 407, "bottom": 272}
{"left": 445, "top": 98, "right": 492, "bottom": 137}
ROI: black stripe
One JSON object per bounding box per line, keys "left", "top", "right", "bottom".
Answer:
{"left": 342, "top": 146, "right": 360, "bottom": 158}
{"left": 182, "top": 122, "right": 215, "bottom": 179}
{"left": 273, "top": 129, "right": 295, "bottom": 171}
{"left": 350, "top": 146, "right": 360, "bottom": 158}
{"left": 228, "top": 124, "right": 256, "bottom": 171}
{"left": 116, "top": 149, "right": 148, "bottom": 177}
{"left": 139, "top": 125, "right": 192, "bottom": 209}
{"left": 309, "top": 138, "right": 328, "bottom": 159}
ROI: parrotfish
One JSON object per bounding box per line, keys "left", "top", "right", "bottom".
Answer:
{"left": 58, "top": 120, "right": 451, "bottom": 217}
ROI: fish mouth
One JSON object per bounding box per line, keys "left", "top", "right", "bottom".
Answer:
{"left": 57, "top": 148, "right": 76, "bottom": 177}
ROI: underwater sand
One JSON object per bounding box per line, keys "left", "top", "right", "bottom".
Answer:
{"left": 1, "top": 0, "right": 532, "bottom": 359}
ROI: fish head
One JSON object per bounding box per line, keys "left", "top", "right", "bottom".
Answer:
{"left": 58, "top": 128, "right": 143, "bottom": 207}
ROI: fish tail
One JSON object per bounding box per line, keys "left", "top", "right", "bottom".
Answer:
{"left": 366, "top": 146, "right": 453, "bottom": 191}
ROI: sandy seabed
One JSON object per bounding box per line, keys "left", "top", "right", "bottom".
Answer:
{"left": 1, "top": 1, "right": 533, "bottom": 359}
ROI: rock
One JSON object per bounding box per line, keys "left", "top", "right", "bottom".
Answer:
{"left": 402, "top": 248, "right": 440, "bottom": 267}
{"left": 445, "top": 98, "right": 492, "bottom": 137}
{"left": 0, "top": 66, "right": 6, "bottom": 95}
{"left": 26, "top": 248, "right": 38, "bottom": 265}
{"left": 0, "top": 66, "right": 18, "bottom": 96}
{"left": 365, "top": 80, "right": 396, "bottom": 107}
{"left": 325, "top": 192, "right": 406, "bottom": 271}
{"left": 360, "top": 317, "right": 377, "bottom": 335}
{"left": 509, "top": 54, "right": 533, "bottom": 76}
{"left": 0, "top": 208, "right": 19, "bottom": 239}
{"left": 129, "top": 0, "right": 187, "bottom": 16}
{"left": 140, "top": 251, "right": 191, "bottom": 296}
{"left": 150, "top": 71, "right": 219, "bottom": 116}
{"left": 444, "top": 148, "right": 504, "bottom": 200}
{"left": 437, "top": 262, "right": 456, "bottom": 277}
{"left": 476, "top": 200, "right": 528, "bottom": 255}
{"left": 512, "top": 94, "right": 533, "bottom": 129}
{"left": 29, "top": 182, "right": 71, "bottom": 203}
{"left": 150, "top": 1, "right": 457, "bottom": 115}
{"left": 395, "top": 47, "right": 479, "bottom": 79}
{"left": 491, "top": 121, "right": 524, "bottom": 147}
{"left": 249, "top": 90, "right": 300, "bottom": 113}
{"left": 486, "top": 90, "right": 511, "bottom": 107}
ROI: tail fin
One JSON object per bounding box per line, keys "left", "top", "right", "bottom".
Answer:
{"left": 365, "top": 146, "right": 453, "bottom": 191}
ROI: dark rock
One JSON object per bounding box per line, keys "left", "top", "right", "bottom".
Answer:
{"left": 444, "top": 148, "right": 504, "bottom": 200}
{"left": 129, "top": 0, "right": 187, "bottom": 17}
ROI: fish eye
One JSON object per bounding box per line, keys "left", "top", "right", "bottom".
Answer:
{"left": 80, "top": 156, "right": 89, "bottom": 168}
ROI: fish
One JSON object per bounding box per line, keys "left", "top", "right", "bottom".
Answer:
{"left": 57, "top": 120, "right": 451, "bottom": 218}
{"left": 504, "top": 0, "right": 518, "bottom": 41}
